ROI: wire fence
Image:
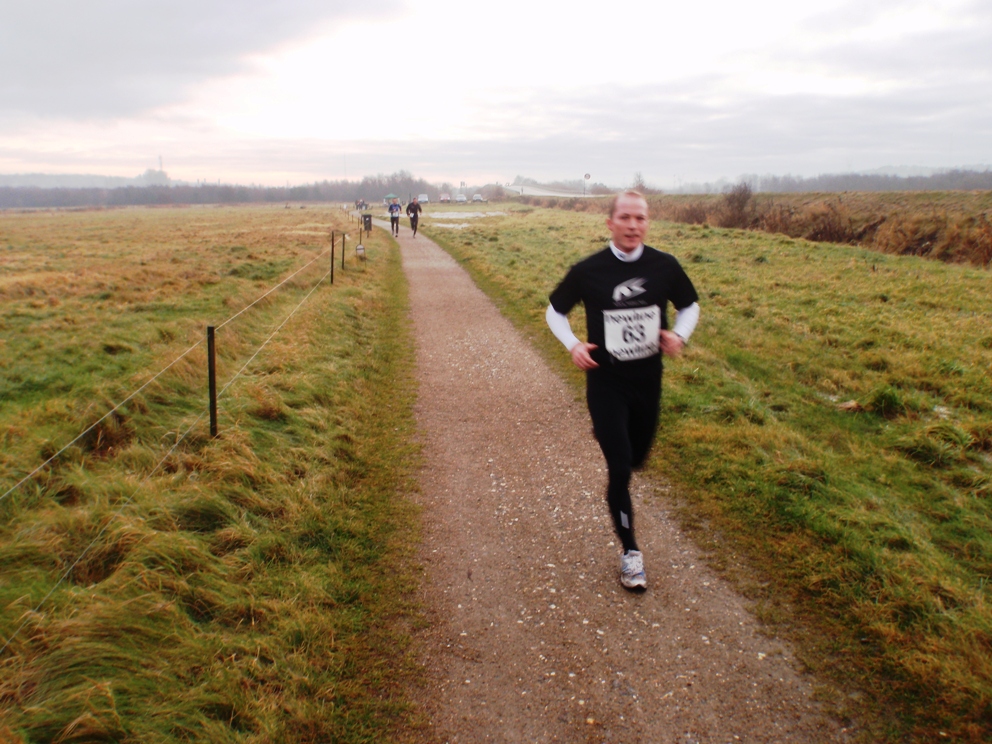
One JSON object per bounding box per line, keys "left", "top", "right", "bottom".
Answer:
{"left": 215, "top": 249, "right": 329, "bottom": 331}
{"left": 0, "top": 408, "right": 208, "bottom": 657}
{"left": 0, "top": 342, "right": 204, "bottom": 507}
{"left": 0, "top": 242, "right": 345, "bottom": 656}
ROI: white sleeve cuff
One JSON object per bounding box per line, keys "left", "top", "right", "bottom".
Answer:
{"left": 672, "top": 302, "right": 700, "bottom": 342}
{"left": 546, "top": 304, "right": 581, "bottom": 351}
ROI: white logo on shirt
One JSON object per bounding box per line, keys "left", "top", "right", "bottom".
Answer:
{"left": 612, "top": 278, "right": 647, "bottom": 303}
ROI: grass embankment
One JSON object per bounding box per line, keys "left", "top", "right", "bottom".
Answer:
{"left": 421, "top": 207, "right": 992, "bottom": 742}
{"left": 653, "top": 190, "right": 992, "bottom": 266}
{"left": 0, "top": 206, "right": 422, "bottom": 742}
{"left": 516, "top": 190, "right": 992, "bottom": 266}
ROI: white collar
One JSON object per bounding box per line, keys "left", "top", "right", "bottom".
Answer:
{"left": 610, "top": 241, "right": 644, "bottom": 262}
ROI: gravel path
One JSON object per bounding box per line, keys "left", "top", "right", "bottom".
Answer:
{"left": 389, "top": 220, "right": 850, "bottom": 743}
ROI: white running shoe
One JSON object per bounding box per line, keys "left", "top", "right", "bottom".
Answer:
{"left": 620, "top": 550, "right": 647, "bottom": 590}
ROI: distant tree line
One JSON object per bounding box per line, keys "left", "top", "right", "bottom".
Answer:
{"left": 4, "top": 168, "right": 990, "bottom": 210}
{"left": 0, "top": 168, "right": 170, "bottom": 189}
{"left": 512, "top": 175, "right": 614, "bottom": 195}
{"left": 0, "top": 171, "right": 448, "bottom": 209}
{"left": 675, "top": 169, "right": 992, "bottom": 194}
{"left": 754, "top": 169, "right": 992, "bottom": 193}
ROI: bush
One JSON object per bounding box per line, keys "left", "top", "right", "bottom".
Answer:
{"left": 675, "top": 202, "right": 709, "bottom": 225}
{"left": 800, "top": 202, "right": 857, "bottom": 243}
{"left": 719, "top": 182, "right": 754, "bottom": 228}
{"left": 872, "top": 213, "right": 946, "bottom": 258}
{"left": 757, "top": 203, "right": 797, "bottom": 235}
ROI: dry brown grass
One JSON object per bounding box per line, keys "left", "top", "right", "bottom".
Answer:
{"left": 640, "top": 191, "right": 992, "bottom": 266}
{"left": 0, "top": 205, "right": 424, "bottom": 742}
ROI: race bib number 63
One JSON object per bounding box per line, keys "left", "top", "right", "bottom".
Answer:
{"left": 603, "top": 305, "right": 660, "bottom": 361}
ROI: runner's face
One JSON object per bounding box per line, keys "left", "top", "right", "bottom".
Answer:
{"left": 607, "top": 196, "right": 649, "bottom": 252}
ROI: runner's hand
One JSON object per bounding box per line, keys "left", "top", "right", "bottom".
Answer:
{"left": 570, "top": 342, "right": 599, "bottom": 370}
{"left": 659, "top": 330, "right": 685, "bottom": 358}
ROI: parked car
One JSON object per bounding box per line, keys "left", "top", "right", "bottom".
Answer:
{"left": 418, "top": 193, "right": 429, "bottom": 203}
{"left": 439, "top": 193, "right": 451, "bottom": 203}
{"left": 472, "top": 194, "right": 486, "bottom": 202}
{"left": 455, "top": 194, "right": 467, "bottom": 203}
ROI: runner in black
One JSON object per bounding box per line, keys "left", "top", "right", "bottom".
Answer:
{"left": 406, "top": 196, "right": 423, "bottom": 237}
{"left": 388, "top": 198, "right": 402, "bottom": 237}
{"left": 546, "top": 190, "right": 700, "bottom": 590}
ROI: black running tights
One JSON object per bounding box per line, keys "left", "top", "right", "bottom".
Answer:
{"left": 586, "top": 369, "right": 660, "bottom": 553}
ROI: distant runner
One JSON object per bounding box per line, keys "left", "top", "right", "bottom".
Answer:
{"left": 388, "top": 198, "right": 402, "bottom": 237}
{"left": 546, "top": 190, "right": 700, "bottom": 590}
{"left": 406, "top": 196, "right": 423, "bottom": 238}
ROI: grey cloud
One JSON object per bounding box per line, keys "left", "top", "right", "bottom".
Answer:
{"left": 794, "top": 1, "right": 992, "bottom": 82}
{"left": 799, "top": 0, "right": 927, "bottom": 36}
{"left": 4, "top": 76, "right": 986, "bottom": 187}
{"left": 800, "top": 0, "right": 989, "bottom": 38}
{"left": 1, "top": 0, "right": 398, "bottom": 117}
{"left": 486, "top": 48, "right": 991, "bottom": 162}
{"left": 307, "top": 83, "right": 991, "bottom": 184}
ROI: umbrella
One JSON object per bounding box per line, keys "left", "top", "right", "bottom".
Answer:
{"left": 384, "top": 193, "right": 399, "bottom": 199}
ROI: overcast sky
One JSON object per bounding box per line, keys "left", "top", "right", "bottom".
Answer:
{"left": 1, "top": 0, "right": 989, "bottom": 188}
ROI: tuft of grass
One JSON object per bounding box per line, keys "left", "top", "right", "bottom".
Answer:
{"left": 863, "top": 385, "right": 906, "bottom": 418}
{"left": 894, "top": 423, "right": 975, "bottom": 467}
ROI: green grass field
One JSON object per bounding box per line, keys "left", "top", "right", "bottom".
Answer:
{"left": 4, "top": 201, "right": 991, "bottom": 742}
{"left": 420, "top": 204, "right": 992, "bottom": 742}
{"left": 0, "top": 206, "right": 423, "bottom": 742}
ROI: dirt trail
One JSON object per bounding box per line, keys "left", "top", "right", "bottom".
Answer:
{"left": 388, "top": 219, "right": 850, "bottom": 743}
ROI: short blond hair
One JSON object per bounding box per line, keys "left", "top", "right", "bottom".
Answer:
{"left": 609, "top": 190, "right": 647, "bottom": 218}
